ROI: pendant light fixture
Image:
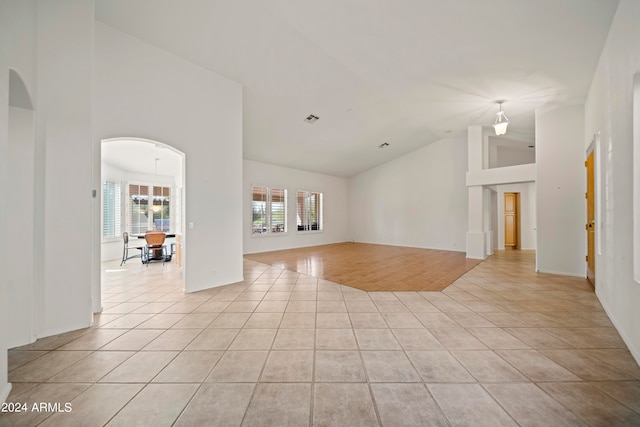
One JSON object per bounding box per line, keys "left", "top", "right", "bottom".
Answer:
{"left": 150, "top": 157, "right": 163, "bottom": 213}
{"left": 493, "top": 100, "right": 509, "bottom": 136}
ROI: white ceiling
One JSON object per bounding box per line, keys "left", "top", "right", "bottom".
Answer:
{"left": 102, "top": 139, "right": 183, "bottom": 178}
{"left": 95, "top": 0, "right": 619, "bottom": 178}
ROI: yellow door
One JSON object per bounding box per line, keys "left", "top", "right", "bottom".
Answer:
{"left": 586, "top": 151, "right": 595, "bottom": 286}
{"left": 504, "top": 193, "right": 517, "bottom": 248}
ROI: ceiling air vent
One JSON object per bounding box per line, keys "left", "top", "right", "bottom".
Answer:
{"left": 304, "top": 114, "right": 319, "bottom": 124}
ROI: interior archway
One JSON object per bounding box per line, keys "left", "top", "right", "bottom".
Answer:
{"left": 7, "top": 69, "right": 37, "bottom": 348}
{"left": 98, "top": 137, "right": 186, "bottom": 309}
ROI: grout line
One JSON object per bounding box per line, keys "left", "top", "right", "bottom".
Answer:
{"left": 5, "top": 253, "right": 636, "bottom": 425}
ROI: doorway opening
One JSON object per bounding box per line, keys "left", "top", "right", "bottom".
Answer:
{"left": 7, "top": 69, "right": 37, "bottom": 348}
{"left": 98, "top": 138, "right": 186, "bottom": 308}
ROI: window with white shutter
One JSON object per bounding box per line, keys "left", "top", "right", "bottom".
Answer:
{"left": 297, "top": 190, "right": 323, "bottom": 232}
{"left": 128, "top": 184, "right": 149, "bottom": 234}
{"left": 102, "top": 180, "right": 121, "bottom": 239}
{"left": 127, "top": 184, "right": 172, "bottom": 233}
{"left": 252, "top": 186, "right": 288, "bottom": 235}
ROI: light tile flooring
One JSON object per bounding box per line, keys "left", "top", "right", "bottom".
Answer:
{"left": 3, "top": 250, "right": 640, "bottom": 426}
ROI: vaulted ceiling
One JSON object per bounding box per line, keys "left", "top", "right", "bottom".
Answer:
{"left": 96, "top": 0, "right": 619, "bottom": 177}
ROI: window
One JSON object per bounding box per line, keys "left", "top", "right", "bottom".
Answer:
{"left": 129, "top": 184, "right": 149, "bottom": 234}
{"left": 151, "top": 186, "right": 171, "bottom": 232}
{"left": 297, "top": 190, "right": 323, "bottom": 231}
{"left": 102, "top": 181, "right": 121, "bottom": 239}
{"left": 128, "top": 184, "right": 171, "bottom": 234}
{"left": 252, "top": 186, "right": 288, "bottom": 235}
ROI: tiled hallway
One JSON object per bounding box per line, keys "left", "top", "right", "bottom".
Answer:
{"left": 2, "top": 251, "right": 640, "bottom": 426}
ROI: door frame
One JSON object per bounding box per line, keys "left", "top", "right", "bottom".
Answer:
{"left": 504, "top": 192, "right": 520, "bottom": 249}
{"left": 585, "top": 139, "right": 596, "bottom": 288}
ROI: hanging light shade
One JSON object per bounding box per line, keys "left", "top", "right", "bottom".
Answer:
{"left": 150, "top": 157, "right": 163, "bottom": 213}
{"left": 493, "top": 101, "right": 509, "bottom": 136}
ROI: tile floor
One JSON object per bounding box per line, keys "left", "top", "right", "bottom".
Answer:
{"left": 2, "top": 250, "right": 640, "bottom": 426}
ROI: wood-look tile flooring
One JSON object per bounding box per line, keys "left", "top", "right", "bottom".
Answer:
{"left": 244, "top": 242, "right": 483, "bottom": 291}
{"left": 3, "top": 250, "right": 640, "bottom": 426}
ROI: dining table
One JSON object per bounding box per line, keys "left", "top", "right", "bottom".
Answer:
{"left": 133, "top": 232, "right": 177, "bottom": 261}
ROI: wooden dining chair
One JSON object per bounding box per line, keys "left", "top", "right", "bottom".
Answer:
{"left": 143, "top": 230, "right": 167, "bottom": 266}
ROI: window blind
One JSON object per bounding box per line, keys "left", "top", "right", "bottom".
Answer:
{"left": 297, "top": 190, "right": 323, "bottom": 231}
{"left": 129, "top": 184, "right": 149, "bottom": 234}
{"left": 271, "top": 188, "right": 287, "bottom": 233}
{"left": 152, "top": 185, "right": 171, "bottom": 231}
{"left": 252, "top": 186, "right": 287, "bottom": 235}
{"left": 252, "top": 186, "right": 268, "bottom": 234}
{"left": 103, "top": 181, "right": 121, "bottom": 239}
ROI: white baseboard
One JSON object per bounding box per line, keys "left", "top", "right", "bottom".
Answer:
{"left": 1, "top": 382, "right": 12, "bottom": 403}
{"left": 596, "top": 290, "right": 640, "bottom": 368}
{"left": 535, "top": 268, "right": 586, "bottom": 278}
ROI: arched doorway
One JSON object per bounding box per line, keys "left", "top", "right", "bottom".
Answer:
{"left": 7, "top": 69, "right": 37, "bottom": 348}
{"left": 96, "top": 137, "right": 186, "bottom": 310}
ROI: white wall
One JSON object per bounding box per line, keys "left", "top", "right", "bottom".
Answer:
{"left": 7, "top": 107, "right": 36, "bottom": 348}
{"left": 93, "top": 23, "right": 243, "bottom": 292}
{"left": 349, "top": 138, "right": 468, "bottom": 251}
{"left": 0, "top": 0, "right": 38, "bottom": 403}
{"left": 489, "top": 138, "right": 536, "bottom": 169}
{"left": 494, "top": 182, "right": 536, "bottom": 250}
{"left": 466, "top": 127, "right": 491, "bottom": 259}
{"left": 467, "top": 163, "right": 536, "bottom": 187}
{"left": 243, "top": 160, "right": 350, "bottom": 254}
{"left": 584, "top": 0, "right": 640, "bottom": 362}
{"left": 1, "top": 0, "right": 95, "bottom": 401}
{"left": 496, "top": 146, "right": 536, "bottom": 168}
{"left": 490, "top": 189, "right": 498, "bottom": 251}
{"left": 536, "top": 105, "right": 585, "bottom": 276}
{"left": 37, "top": 0, "right": 95, "bottom": 338}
